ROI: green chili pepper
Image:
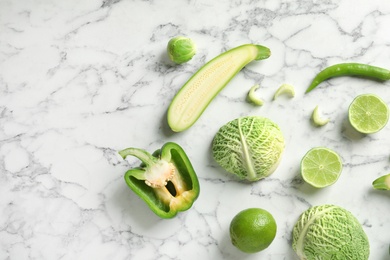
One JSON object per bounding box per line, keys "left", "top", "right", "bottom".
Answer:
{"left": 119, "top": 142, "right": 200, "bottom": 218}
{"left": 305, "top": 63, "right": 390, "bottom": 94}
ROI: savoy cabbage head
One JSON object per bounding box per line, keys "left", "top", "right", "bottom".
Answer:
{"left": 292, "top": 204, "right": 370, "bottom": 260}
{"left": 212, "top": 116, "right": 285, "bottom": 181}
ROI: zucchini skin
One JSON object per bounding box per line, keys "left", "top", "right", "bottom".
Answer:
{"left": 167, "top": 44, "right": 271, "bottom": 132}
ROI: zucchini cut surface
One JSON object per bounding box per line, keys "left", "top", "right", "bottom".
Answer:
{"left": 167, "top": 44, "right": 271, "bottom": 132}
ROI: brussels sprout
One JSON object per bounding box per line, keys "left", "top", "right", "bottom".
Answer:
{"left": 167, "top": 36, "right": 196, "bottom": 64}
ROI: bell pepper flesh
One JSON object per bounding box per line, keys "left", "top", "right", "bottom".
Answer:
{"left": 119, "top": 142, "right": 200, "bottom": 218}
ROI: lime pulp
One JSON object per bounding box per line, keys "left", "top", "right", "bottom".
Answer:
{"left": 301, "top": 147, "right": 343, "bottom": 188}
{"left": 348, "top": 94, "right": 389, "bottom": 134}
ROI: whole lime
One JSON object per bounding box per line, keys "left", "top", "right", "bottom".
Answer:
{"left": 229, "top": 208, "right": 277, "bottom": 253}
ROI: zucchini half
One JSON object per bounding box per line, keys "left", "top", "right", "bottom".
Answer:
{"left": 167, "top": 44, "right": 271, "bottom": 132}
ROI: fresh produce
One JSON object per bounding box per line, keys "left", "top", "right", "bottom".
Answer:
{"left": 229, "top": 208, "right": 277, "bottom": 253}
{"left": 273, "top": 83, "right": 295, "bottom": 100}
{"left": 300, "top": 147, "right": 342, "bottom": 188}
{"left": 125, "top": 38, "right": 387, "bottom": 254}
{"left": 246, "top": 84, "right": 264, "bottom": 106}
{"left": 167, "top": 44, "right": 271, "bottom": 132}
{"left": 305, "top": 62, "right": 390, "bottom": 93}
{"left": 372, "top": 173, "right": 390, "bottom": 190}
{"left": 292, "top": 204, "right": 370, "bottom": 260}
{"left": 119, "top": 142, "right": 200, "bottom": 218}
{"left": 212, "top": 116, "right": 284, "bottom": 182}
{"left": 348, "top": 94, "right": 389, "bottom": 134}
{"left": 311, "top": 105, "right": 330, "bottom": 126}
{"left": 167, "top": 36, "right": 197, "bottom": 64}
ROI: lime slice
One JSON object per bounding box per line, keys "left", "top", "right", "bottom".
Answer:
{"left": 311, "top": 105, "right": 330, "bottom": 126}
{"left": 348, "top": 94, "right": 389, "bottom": 134}
{"left": 273, "top": 83, "right": 295, "bottom": 100}
{"left": 301, "top": 147, "right": 343, "bottom": 188}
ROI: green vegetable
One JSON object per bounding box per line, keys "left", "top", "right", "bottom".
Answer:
{"left": 119, "top": 142, "right": 200, "bottom": 218}
{"left": 212, "top": 116, "right": 285, "bottom": 182}
{"left": 167, "top": 36, "right": 197, "bottom": 64}
{"left": 305, "top": 63, "right": 390, "bottom": 94}
{"left": 273, "top": 83, "right": 295, "bottom": 100}
{"left": 292, "top": 204, "right": 370, "bottom": 260}
{"left": 372, "top": 173, "right": 390, "bottom": 190}
{"left": 167, "top": 44, "right": 271, "bottom": 132}
{"left": 246, "top": 84, "right": 264, "bottom": 106}
{"left": 311, "top": 105, "right": 330, "bottom": 126}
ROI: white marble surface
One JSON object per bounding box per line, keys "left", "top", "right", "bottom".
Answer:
{"left": 1, "top": 0, "right": 390, "bottom": 259}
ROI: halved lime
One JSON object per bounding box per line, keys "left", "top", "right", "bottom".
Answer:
{"left": 348, "top": 94, "right": 389, "bottom": 134}
{"left": 301, "top": 147, "right": 343, "bottom": 188}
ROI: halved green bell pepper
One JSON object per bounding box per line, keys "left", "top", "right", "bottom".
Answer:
{"left": 119, "top": 142, "right": 200, "bottom": 218}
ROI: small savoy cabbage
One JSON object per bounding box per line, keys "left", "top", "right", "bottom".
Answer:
{"left": 212, "top": 116, "right": 285, "bottom": 181}
{"left": 292, "top": 204, "right": 370, "bottom": 260}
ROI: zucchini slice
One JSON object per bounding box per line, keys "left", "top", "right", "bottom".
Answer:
{"left": 167, "top": 44, "right": 271, "bottom": 132}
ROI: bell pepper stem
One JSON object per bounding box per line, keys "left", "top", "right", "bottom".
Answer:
{"left": 120, "top": 147, "right": 175, "bottom": 188}
{"left": 119, "top": 147, "right": 158, "bottom": 167}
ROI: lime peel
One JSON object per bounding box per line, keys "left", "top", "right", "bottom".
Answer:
{"left": 246, "top": 84, "right": 264, "bottom": 106}
{"left": 372, "top": 174, "right": 390, "bottom": 190}
{"left": 273, "top": 83, "right": 295, "bottom": 100}
{"left": 311, "top": 105, "right": 330, "bottom": 126}
{"left": 229, "top": 208, "right": 277, "bottom": 253}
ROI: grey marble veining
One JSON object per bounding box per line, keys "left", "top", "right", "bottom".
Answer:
{"left": 1, "top": 0, "right": 390, "bottom": 259}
